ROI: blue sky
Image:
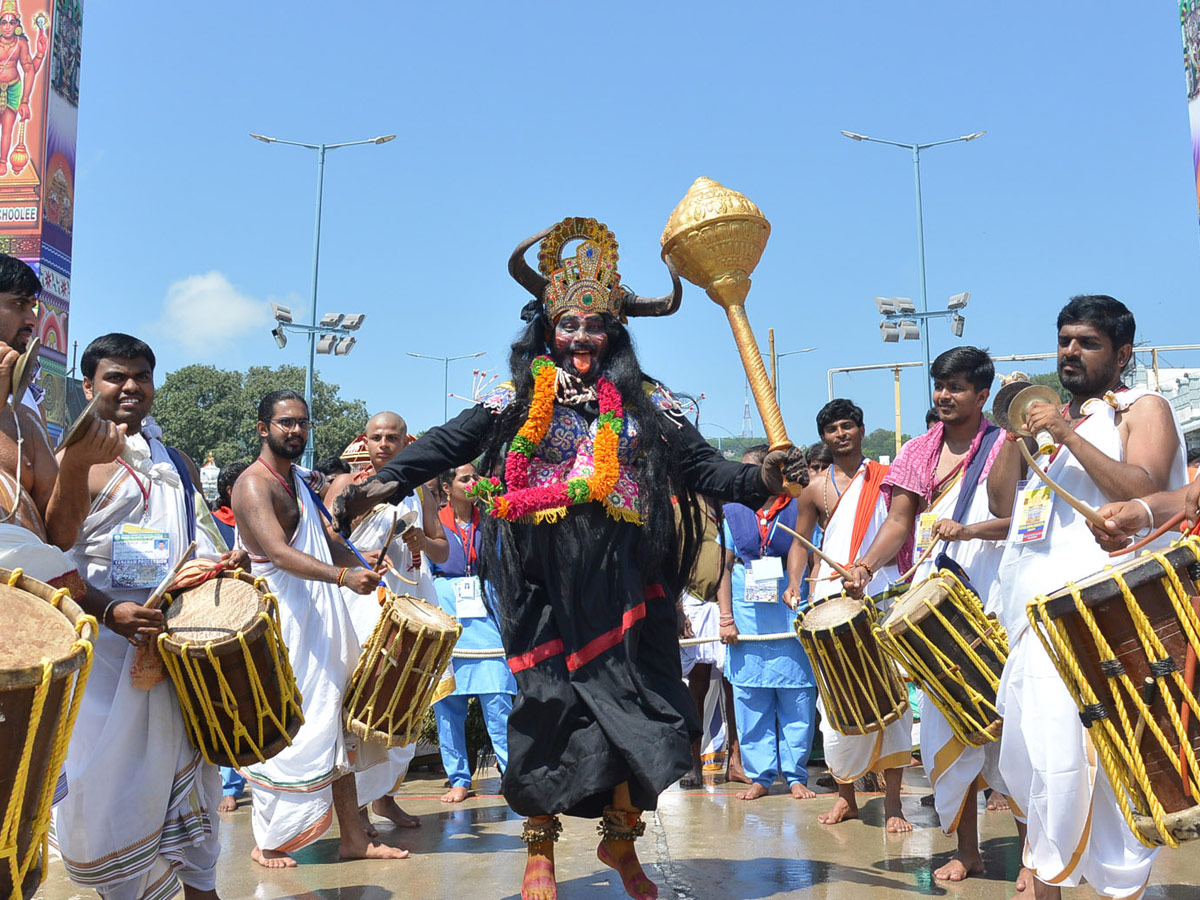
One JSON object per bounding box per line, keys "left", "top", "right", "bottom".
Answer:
{"left": 69, "top": 2, "right": 1199, "bottom": 453}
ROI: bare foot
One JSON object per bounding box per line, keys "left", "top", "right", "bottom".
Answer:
{"left": 441, "top": 785, "right": 471, "bottom": 803}
{"left": 1015, "top": 866, "right": 1036, "bottom": 894}
{"left": 358, "top": 807, "right": 379, "bottom": 839}
{"left": 987, "top": 793, "right": 1011, "bottom": 811}
{"left": 597, "top": 838, "right": 658, "bottom": 900}
{"left": 251, "top": 846, "right": 297, "bottom": 868}
{"left": 372, "top": 796, "right": 421, "bottom": 827}
{"left": 818, "top": 796, "right": 858, "bottom": 825}
{"left": 679, "top": 768, "right": 703, "bottom": 788}
{"left": 337, "top": 836, "right": 410, "bottom": 860}
{"left": 736, "top": 783, "right": 768, "bottom": 801}
{"left": 522, "top": 845, "right": 556, "bottom": 900}
{"left": 934, "top": 854, "right": 985, "bottom": 882}
{"left": 218, "top": 795, "right": 237, "bottom": 813}
{"left": 886, "top": 814, "right": 913, "bottom": 833}
{"left": 725, "top": 761, "right": 752, "bottom": 785}
{"left": 790, "top": 782, "right": 816, "bottom": 800}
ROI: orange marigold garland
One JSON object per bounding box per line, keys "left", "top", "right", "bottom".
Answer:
{"left": 470, "top": 356, "right": 625, "bottom": 521}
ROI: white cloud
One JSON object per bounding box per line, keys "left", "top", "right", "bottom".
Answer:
{"left": 155, "top": 271, "right": 271, "bottom": 353}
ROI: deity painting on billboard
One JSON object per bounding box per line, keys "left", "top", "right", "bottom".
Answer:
{"left": 0, "top": 0, "right": 47, "bottom": 176}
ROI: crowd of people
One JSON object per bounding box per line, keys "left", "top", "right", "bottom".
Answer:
{"left": 4, "top": 214, "right": 1200, "bottom": 900}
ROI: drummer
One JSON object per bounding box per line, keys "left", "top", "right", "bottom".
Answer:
{"left": 1088, "top": 476, "right": 1200, "bottom": 551}
{"left": 782, "top": 399, "right": 911, "bottom": 832}
{"left": 985, "top": 296, "right": 1187, "bottom": 899}
{"left": 323, "top": 411, "right": 446, "bottom": 831}
{"left": 841, "top": 346, "right": 1017, "bottom": 883}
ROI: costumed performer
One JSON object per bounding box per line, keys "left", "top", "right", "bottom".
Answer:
{"left": 718, "top": 444, "right": 818, "bottom": 801}
{"left": 332, "top": 216, "right": 805, "bottom": 900}
{"left": 52, "top": 333, "right": 242, "bottom": 900}
{"left": 843, "top": 346, "right": 1019, "bottom": 883}
{"left": 785, "top": 398, "right": 913, "bottom": 831}
{"left": 986, "top": 296, "right": 1187, "bottom": 899}
{"left": 323, "top": 411, "right": 443, "bottom": 832}
{"left": 430, "top": 461, "right": 516, "bottom": 803}
{"left": 232, "top": 390, "right": 409, "bottom": 868}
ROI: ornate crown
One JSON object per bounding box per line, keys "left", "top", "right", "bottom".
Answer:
{"left": 537, "top": 217, "right": 623, "bottom": 321}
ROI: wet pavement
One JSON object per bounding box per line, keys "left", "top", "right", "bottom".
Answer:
{"left": 33, "top": 763, "right": 1200, "bottom": 899}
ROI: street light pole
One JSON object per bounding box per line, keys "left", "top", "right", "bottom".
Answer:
{"left": 774, "top": 347, "right": 817, "bottom": 402}
{"left": 842, "top": 129, "right": 985, "bottom": 409}
{"left": 407, "top": 351, "right": 486, "bottom": 422}
{"left": 250, "top": 131, "right": 395, "bottom": 467}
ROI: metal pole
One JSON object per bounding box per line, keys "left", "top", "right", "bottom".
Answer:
{"left": 303, "top": 144, "right": 326, "bottom": 469}
{"left": 893, "top": 366, "right": 903, "bottom": 457}
{"left": 1152, "top": 349, "right": 1161, "bottom": 391}
{"left": 912, "top": 144, "right": 933, "bottom": 410}
{"left": 443, "top": 358, "right": 450, "bottom": 424}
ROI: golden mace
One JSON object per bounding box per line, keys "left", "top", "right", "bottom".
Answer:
{"left": 661, "top": 177, "right": 802, "bottom": 493}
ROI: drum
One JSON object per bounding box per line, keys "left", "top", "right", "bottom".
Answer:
{"left": 1028, "top": 536, "right": 1200, "bottom": 848}
{"left": 0, "top": 567, "right": 95, "bottom": 900}
{"left": 344, "top": 590, "right": 461, "bottom": 748}
{"left": 876, "top": 569, "right": 1008, "bottom": 747}
{"left": 796, "top": 593, "right": 907, "bottom": 735}
{"left": 158, "top": 570, "right": 303, "bottom": 768}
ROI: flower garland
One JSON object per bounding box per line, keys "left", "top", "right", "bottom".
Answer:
{"left": 470, "top": 356, "right": 624, "bottom": 521}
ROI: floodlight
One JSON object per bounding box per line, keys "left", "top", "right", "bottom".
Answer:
{"left": 271, "top": 327, "right": 287, "bottom": 349}
{"left": 961, "top": 131, "right": 986, "bottom": 142}
{"left": 374, "top": 134, "right": 397, "bottom": 144}
{"left": 841, "top": 131, "right": 868, "bottom": 141}
{"left": 271, "top": 303, "right": 293, "bottom": 323}
{"left": 319, "top": 312, "right": 345, "bottom": 328}
{"left": 316, "top": 333, "right": 337, "bottom": 354}
{"left": 898, "top": 320, "right": 920, "bottom": 340}
{"left": 249, "top": 132, "right": 276, "bottom": 143}
{"left": 894, "top": 297, "right": 916, "bottom": 314}
{"left": 874, "top": 296, "right": 896, "bottom": 314}
{"left": 880, "top": 321, "right": 900, "bottom": 343}
{"left": 341, "top": 313, "right": 366, "bottom": 330}
{"left": 947, "top": 291, "right": 970, "bottom": 311}
{"left": 951, "top": 313, "right": 965, "bottom": 337}
{"left": 334, "top": 337, "right": 357, "bottom": 356}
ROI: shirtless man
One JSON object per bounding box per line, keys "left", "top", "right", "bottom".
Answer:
{"left": 234, "top": 390, "right": 408, "bottom": 867}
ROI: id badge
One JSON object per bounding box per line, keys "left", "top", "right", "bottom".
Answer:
{"left": 454, "top": 576, "right": 487, "bottom": 618}
{"left": 1009, "top": 479, "right": 1053, "bottom": 545}
{"left": 746, "top": 556, "right": 783, "bottom": 603}
{"left": 111, "top": 530, "right": 170, "bottom": 589}
{"left": 915, "top": 512, "right": 938, "bottom": 556}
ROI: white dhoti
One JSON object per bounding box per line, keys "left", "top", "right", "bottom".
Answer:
{"left": 52, "top": 432, "right": 223, "bottom": 899}
{"left": 242, "top": 466, "right": 361, "bottom": 853}
{"left": 341, "top": 495, "right": 436, "bottom": 804}
{"left": 679, "top": 591, "right": 724, "bottom": 675}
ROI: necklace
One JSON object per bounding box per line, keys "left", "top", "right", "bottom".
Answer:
{"left": 470, "top": 356, "right": 624, "bottom": 521}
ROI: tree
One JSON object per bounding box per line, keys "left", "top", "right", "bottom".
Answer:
{"left": 861, "top": 428, "right": 911, "bottom": 462}
{"left": 1028, "top": 371, "right": 1069, "bottom": 403}
{"left": 154, "top": 364, "right": 368, "bottom": 466}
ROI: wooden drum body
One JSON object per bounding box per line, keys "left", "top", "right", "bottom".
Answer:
{"left": 1028, "top": 537, "right": 1200, "bottom": 847}
{"left": 0, "top": 567, "right": 94, "bottom": 900}
{"left": 345, "top": 591, "right": 461, "bottom": 748}
{"left": 158, "top": 570, "right": 303, "bottom": 768}
{"left": 876, "top": 570, "right": 1008, "bottom": 747}
{"left": 797, "top": 594, "right": 907, "bottom": 736}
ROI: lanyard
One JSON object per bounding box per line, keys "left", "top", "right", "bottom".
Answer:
{"left": 756, "top": 495, "right": 790, "bottom": 557}
{"left": 441, "top": 505, "right": 479, "bottom": 575}
{"left": 117, "top": 459, "right": 150, "bottom": 511}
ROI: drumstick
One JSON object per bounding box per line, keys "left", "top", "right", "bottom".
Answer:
{"left": 1018, "top": 441, "right": 1108, "bottom": 529}
{"left": 144, "top": 540, "right": 198, "bottom": 610}
{"left": 898, "top": 536, "right": 943, "bottom": 584}
{"left": 774, "top": 521, "right": 853, "bottom": 580}
{"left": 380, "top": 555, "right": 419, "bottom": 586}
{"left": 375, "top": 512, "right": 402, "bottom": 574}
{"left": 1109, "top": 511, "right": 1188, "bottom": 559}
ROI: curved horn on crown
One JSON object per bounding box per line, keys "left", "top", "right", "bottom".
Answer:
{"left": 508, "top": 227, "right": 552, "bottom": 299}
{"left": 621, "top": 259, "right": 683, "bottom": 318}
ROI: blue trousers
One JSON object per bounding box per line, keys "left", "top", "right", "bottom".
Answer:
{"left": 434, "top": 692, "right": 513, "bottom": 788}
{"left": 219, "top": 766, "right": 245, "bottom": 797}
{"left": 732, "top": 684, "right": 818, "bottom": 787}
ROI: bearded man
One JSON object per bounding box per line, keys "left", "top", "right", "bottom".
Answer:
{"left": 335, "top": 217, "right": 802, "bottom": 900}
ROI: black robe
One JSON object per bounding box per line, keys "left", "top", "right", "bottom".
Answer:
{"left": 374, "top": 393, "right": 767, "bottom": 817}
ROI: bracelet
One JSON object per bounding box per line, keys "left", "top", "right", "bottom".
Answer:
{"left": 336, "top": 566, "right": 350, "bottom": 587}
{"left": 1133, "top": 498, "right": 1155, "bottom": 537}
{"left": 102, "top": 598, "right": 125, "bottom": 626}
{"left": 852, "top": 559, "right": 874, "bottom": 581}
{"left": 719, "top": 615, "right": 735, "bottom": 625}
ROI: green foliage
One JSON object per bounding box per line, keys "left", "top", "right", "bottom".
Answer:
{"left": 1028, "top": 371, "right": 1070, "bottom": 403}
{"left": 153, "top": 364, "right": 368, "bottom": 466}
{"left": 861, "top": 427, "right": 911, "bottom": 461}
{"left": 703, "top": 436, "right": 768, "bottom": 460}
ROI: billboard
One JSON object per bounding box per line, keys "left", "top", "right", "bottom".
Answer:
{"left": 1185, "top": 1, "right": 1200, "bottom": 220}
{"left": 0, "top": 0, "right": 81, "bottom": 438}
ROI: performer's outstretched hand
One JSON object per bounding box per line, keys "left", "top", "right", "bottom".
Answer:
{"left": 1090, "top": 501, "right": 1147, "bottom": 552}
{"left": 332, "top": 478, "right": 399, "bottom": 535}
{"left": 760, "top": 446, "right": 809, "bottom": 496}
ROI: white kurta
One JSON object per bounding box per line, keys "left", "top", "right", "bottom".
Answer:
{"left": 52, "top": 431, "right": 223, "bottom": 900}
{"left": 909, "top": 471, "right": 1009, "bottom": 834}
{"left": 812, "top": 466, "right": 912, "bottom": 782}
{"left": 343, "top": 492, "right": 435, "bottom": 804}
{"left": 996, "top": 389, "right": 1188, "bottom": 897}
{"left": 241, "top": 466, "right": 361, "bottom": 853}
